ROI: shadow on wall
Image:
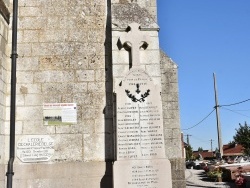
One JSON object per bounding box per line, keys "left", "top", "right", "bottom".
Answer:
{"left": 100, "top": 0, "right": 114, "bottom": 187}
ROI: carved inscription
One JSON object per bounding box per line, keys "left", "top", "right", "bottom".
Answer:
{"left": 116, "top": 69, "right": 165, "bottom": 160}
{"left": 129, "top": 164, "right": 159, "bottom": 187}
{"left": 114, "top": 23, "right": 172, "bottom": 187}
{"left": 17, "top": 135, "right": 54, "bottom": 163}
{"left": 113, "top": 159, "right": 172, "bottom": 188}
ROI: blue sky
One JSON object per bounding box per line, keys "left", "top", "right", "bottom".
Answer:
{"left": 157, "top": 0, "right": 250, "bottom": 151}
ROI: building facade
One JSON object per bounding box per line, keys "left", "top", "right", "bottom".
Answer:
{"left": 0, "top": 0, "right": 185, "bottom": 187}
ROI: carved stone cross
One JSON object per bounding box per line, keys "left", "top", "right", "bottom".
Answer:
{"left": 119, "top": 23, "right": 150, "bottom": 67}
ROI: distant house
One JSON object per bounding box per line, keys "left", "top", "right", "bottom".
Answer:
{"left": 192, "top": 144, "right": 244, "bottom": 160}
{"left": 223, "top": 144, "right": 244, "bottom": 157}
{"left": 193, "top": 150, "right": 214, "bottom": 159}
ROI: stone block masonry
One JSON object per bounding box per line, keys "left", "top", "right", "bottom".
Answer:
{"left": 0, "top": 0, "right": 9, "bottom": 187}
{"left": 112, "top": 1, "right": 185, "bottom": 188}
{"left": 5, "top": 0, "right": 109, "bottom": 161}
{"left": 2, "top": 0, "right": 114, "bottom": 187}
{"left": 0, "top": 0, "right": 185, "bottom": 187}
{"left": 161, "top": 51, "right": 186, "bottom": 188}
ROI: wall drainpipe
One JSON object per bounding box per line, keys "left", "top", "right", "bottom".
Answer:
{"left": 6, "top": 0, "right": 18, "bottom": 187}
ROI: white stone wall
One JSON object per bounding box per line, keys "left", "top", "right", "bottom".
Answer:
{"left": 4, "top": 0, "right": 108, "bottom": 164}
{"left": 111, "top": 2, "right": 185, "bottom": 187}
{"left": 1, "top": 0, "right": 115, "bottom": 187}
{"left": 0, "top": 0, "right": 184, "bottom": 187}
{"left": 137, "top": 0, "right": 157, "bottom": 20}
{"left": 0, "top": 1, "right": 9, "bottom": 186}
{"left": 112, "top": 0, "right": 157, "bottom": 19}
{"left": 0, "top": 9, "right": 9, "bottom": 162}
{"left": 0, "top": 0, "right": 106, "bottom": 163}
{"left": 160, "top": 52, "right": 182, "bottom": 159}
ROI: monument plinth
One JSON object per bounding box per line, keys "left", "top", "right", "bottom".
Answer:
{"left": 113, "top": 23, "right": 172, "bottom": 188}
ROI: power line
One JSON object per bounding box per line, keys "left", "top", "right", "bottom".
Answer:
{"left": 221, "top": 107, "right": 250, "bottom": 118}
{"left": 181, "top": 98, "right": 250, "bottom": 131}
{"left": 191, "top": 135, "right": 210, "bottom": 143}
{"left": 228, "top": 109, "right": 250, "bottom": 112}
{"left": 220, "top": 98, "right": 250, "bottom": 107}
{"left": 182, "top": 109, "right": 215, "bottom": 130}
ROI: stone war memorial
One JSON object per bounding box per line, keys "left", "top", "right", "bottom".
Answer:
{"left": 0, "top": 0, "right": 185, "bottom": 188}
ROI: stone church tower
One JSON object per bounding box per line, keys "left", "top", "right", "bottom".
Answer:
{"left": 0, "top": 0, "right": 185, "bottom": 187}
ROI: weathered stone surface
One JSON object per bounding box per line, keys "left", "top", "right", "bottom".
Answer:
{"left": 112, "top": 16, "right": 175, "bottom": 186}
{"left": 10, "top": 162, "right": 110, "bottom": 188}
{"left": 114, "top": 159, "right": 172, "bottom": 188}
{"left": 84, "top": 134, "right": 105, "bottom": 161}
{"left": 16, "top": 57, "right": 39, "bottom": 71}
{"left": 112, "top": 3, "right": 158, "bottom": 29}
{"left": 0, "top": 0, "right": 10, "bottom": 23}
{"left": 22, "top": 120, "right": 55, "bottom": 135}
{"left": 0, "top": 136, "right": 4, "bottom": 163}
{"left": 161, "top": 50, "right": 185, "bottom": 187}
{"left": 165, "top": 139, "right": 183, "bottom": 159}
{"left": 53, "top": 134, "right": 83, "bottom": 161}
{"left": 170, "top": 158, "right": 186, "bottom": 188}
{"left": 0, "top": 4, "right": 8, "bottom": 160}
{"left": 172, "top": 181, "right": 187, "bottom": 188}
{"left": 0, "top": 164, "right": 5, "bottom": 188}
{"left": 0, "top": 1, "right": 184, "bottom": 187}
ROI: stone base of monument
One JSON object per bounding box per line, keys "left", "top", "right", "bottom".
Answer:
{"left": 113, "top": 159, "right": 172, "bottom": 188}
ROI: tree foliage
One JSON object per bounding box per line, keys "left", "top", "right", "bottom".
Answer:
{"left": 228, "top": 140, "right": 236, "bottom": 146}
{"left": 233, "top": 122, "right": 250, "bottom": 156}
{"left": 185, "top": 145, "right": 193, "bottom": 160}
{"left": 198, "top": 147, "right": 203, "bottom": 152}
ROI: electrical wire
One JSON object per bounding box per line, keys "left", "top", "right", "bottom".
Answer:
{"left": 181, "top": 98, "right": 250, "bottom": 131}
{"left": 191, "top": 135, "right": 210, "bottom": 143}
{"left": 182, "top": 109, "right": 215, "bottom": 130}
{"left": 228, "top": 109, "right": 250, "bottom": 112}
{"left": 220, "top": 98, "right": 250, "bottom": 107}
{"left": 221, "top": 107, "right": 250, "bottom": 118}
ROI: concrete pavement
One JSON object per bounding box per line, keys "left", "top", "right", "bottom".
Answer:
{"left": 185, "top": 169, "right": 238, "bottom": 188}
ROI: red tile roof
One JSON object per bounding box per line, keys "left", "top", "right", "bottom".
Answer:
{"left": 223, "top": 144, "right": 244, "bottom": 156}
{"left": 193, "top": 151, "right": 214, "bottom": 158}
{"left": 192, "top": 144, "right": 244, "bottom": 158}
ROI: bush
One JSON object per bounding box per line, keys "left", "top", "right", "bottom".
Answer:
{"left": 207, "top": 167, "right": 223, "bottom": 179}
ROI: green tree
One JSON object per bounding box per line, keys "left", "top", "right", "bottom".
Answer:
{"left": 233, "top": 122, "right": 250, "bottom": 156}
{"left": 185, "top": 145, "right": 193, "bottom": 160}
{"left": 228, "top": 140, "right": 236, "bottom": 146}
{"left": 198, "top": 147, "right": 203, "bottom": 152}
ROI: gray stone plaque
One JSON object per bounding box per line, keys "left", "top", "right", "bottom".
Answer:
{"left": 113, "top": 159, "right": 172, "bottom": 188}
{"left": 116, "top": 69, "right": 165, "bottom": 160}
{"left": 114, "top": 68, "right": 172, "bottom": 188}
{"left": 17, "top": 135, "right": 54, "bottom": 163}
{"left": 113, "top": 23, "right": 172, "bottom": 188}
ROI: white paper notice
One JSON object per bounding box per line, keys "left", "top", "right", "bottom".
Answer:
{"left": 43, "top": 103, "right": 77, "bottom": 125}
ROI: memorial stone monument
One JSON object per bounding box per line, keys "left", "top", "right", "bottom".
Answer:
{"left": 113, "top": 23, "right": 172, "bottom": 187}
{"left": 0, "top": 0, "right": 185, "bottom": 187}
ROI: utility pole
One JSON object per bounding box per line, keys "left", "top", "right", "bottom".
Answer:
{"left": 213, "top": 73, "right": 223, "bottom": 158}
{"left": 210, "top": 139, "right": 214, "bottom": 152}
{"left": 184, "top": 134, "right": 192, "bottom": 145}
{"left": 210, "top": 139, "right": 214, "bottom": 157}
